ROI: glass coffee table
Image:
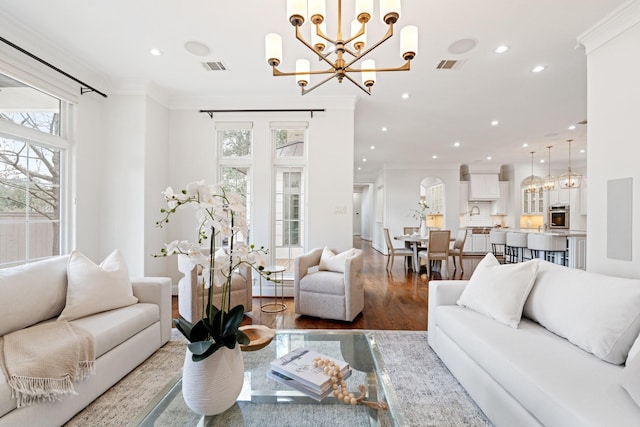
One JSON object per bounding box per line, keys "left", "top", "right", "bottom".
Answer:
{"left": 131, "top": 330, "right": 404, "bottom": 426}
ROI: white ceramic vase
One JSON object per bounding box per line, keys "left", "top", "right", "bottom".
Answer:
{"left": 182, "top": 345, "right": 244, "bottom": 416}
{"left": 420, "top": 219, "right": 428, "bottom": 237}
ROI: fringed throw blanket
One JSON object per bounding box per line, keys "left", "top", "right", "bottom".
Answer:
{"left": 0, "top": 321, "right": 95, "bottom": 408}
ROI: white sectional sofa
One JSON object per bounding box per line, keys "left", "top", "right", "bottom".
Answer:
{"left": 428, "top": 254, "right": 640, "bottom": 427}
{"left": 0, "top": 251, "right": 172, "bottom": 427}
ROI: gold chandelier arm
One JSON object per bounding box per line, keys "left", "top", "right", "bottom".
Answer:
{"left": 342, "top": 73, "right": 373, "bottom": 95}
{"left": 300, "top": 73, "right": 339, "bottom": 95}
{"left": 344, "top": 24, "right": 394, "bottom": 69}
{"left": 295, "top": 25, "right": 336, "bottom": 69}
{"left": 271, "top": 66, "right": 338, "bottom": 77}
{"left": 345, "top": 60, "right": 411, "bottom": 74}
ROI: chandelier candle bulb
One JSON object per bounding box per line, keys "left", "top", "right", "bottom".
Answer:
{"left": 265, "top": 33, "right": 282, "bottom": 66}
{"left": 356, "top": 0, "right": 374, "bottom": 22}
{"left": 287, "top": 0, "right": 307, "bottom": 26}
{"left": 308, "top": 0, "right": 326, "bottom": 24}
{"left": 380, "top": 0, "right": 401, "bottom": 24}
{"left": 400, "top": 25, "right": 418, "bottom": 60}
{"left": 296, "top": 59, "right": 310, "bottom": 87}
{"left": 361, "top": 59, "right": 376, "bottom": 89}
{"left": 351, "top": 19, "right": 367, "bottom": 51}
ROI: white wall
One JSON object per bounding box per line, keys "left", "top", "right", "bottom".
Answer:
{"left": 579, "top": 1, "right": 640, "bottom": 277}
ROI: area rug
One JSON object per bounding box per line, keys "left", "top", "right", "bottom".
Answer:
{"left": 64, "top": 330, "right": 492, "bottom": 426}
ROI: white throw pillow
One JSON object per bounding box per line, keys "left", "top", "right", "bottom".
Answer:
{"left": 318, "top": 247, "right": 356, "bottom": 273}
{"left": 457, "top": 253, "right": 538, "bottom": 328}
{"left": 622, "top": 352, "right": 640, "bottom": 408}
{"left": 524, "top": 260, "right": 640, "bottom": 365}
{"left": 58, "top": 250, "right": 138, "bottom": 321}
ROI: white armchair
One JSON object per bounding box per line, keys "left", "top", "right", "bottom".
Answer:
{"left": 293, "top": 247, "right": 364, "bottom": 322}
{"left": 177, "top": 254, "right": 252, "bottom": 323}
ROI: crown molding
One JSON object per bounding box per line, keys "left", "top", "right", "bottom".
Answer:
{"left": 577, "top": 0, "right": 640, "bottom": 55}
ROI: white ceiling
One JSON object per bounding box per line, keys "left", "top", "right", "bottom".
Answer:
{"left": 0, "top": 0, "right": 627, "bottom": 182}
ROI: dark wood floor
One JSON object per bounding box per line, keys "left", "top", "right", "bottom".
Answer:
{"left": 171, "top": 238, "right": 487, "bottom": 331}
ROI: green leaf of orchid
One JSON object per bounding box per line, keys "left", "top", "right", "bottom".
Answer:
{"left": 236, "top": 329, "right": 250, "bottom": 345}
{"left": 173, "top": 317, "right": 195, "bottom": 342}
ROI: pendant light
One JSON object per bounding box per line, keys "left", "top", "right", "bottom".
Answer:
{"left": 542, "top": 145, "right": 556, "bottom": 191}
{"left": 525, "top": 151, "right": 542, "bottom": 192}
{"left": 559, "top": 139, "right": 582, "bottom": 189}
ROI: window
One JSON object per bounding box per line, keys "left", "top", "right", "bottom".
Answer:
{"left": 217, "top": 122, "right": 252, "bottom": 243}
{"left": 272, "top": 122, "right": 307, "bottom": 274}
{"left": 0, "top": 73, "right": 68, "bottom": 267}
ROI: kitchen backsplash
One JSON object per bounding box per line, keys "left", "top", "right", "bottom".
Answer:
{"left": 460, "top": 201, "right": 501, "bottom": 227}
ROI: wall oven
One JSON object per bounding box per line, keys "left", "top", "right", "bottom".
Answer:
{"left": 548, "top": 205, "right": 570, "bottom": 229}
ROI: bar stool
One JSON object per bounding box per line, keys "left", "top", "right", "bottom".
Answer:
{"left": 489, "top": 230, "right": 507, "bottom": 259}
{"left": 527, "top": 234, "right": 568, "bottom": 266}
{"left": 506, "top": 231, "right": 529, "bottom": 263}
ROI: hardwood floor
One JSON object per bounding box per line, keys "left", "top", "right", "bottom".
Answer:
{"left": 171, "top": 237, "right": 487, "bottom": 331}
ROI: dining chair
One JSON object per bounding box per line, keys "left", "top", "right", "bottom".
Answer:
{"left": 448, "top": 229, "right": 468, "bottom": 272}
{"left": 403, "top": 226, "right": 418, "bottom": 235}
{"left": 383, "top": 228, "right": 413, "bottom": 272}
{"left": 418, "top": 229, "right": 451, "bottom": 279}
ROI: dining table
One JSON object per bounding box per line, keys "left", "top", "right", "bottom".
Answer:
{"left": 394, "top": 233, "right": 455, "bottom": 272}
{"left": 394, "top": 234, "right": 429, "bottom": 271}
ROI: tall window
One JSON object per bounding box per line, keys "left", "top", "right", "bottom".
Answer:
{"left": 272, "top": 123, "right": 307, "bottom": 274}
{"left": 0, "top": 73, "right": 67, "bottom": 268}
{"left": 217, "top": 122, "right": 252, "bottom": 243}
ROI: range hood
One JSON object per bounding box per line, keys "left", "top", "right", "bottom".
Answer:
{"left": 468, "top": 174, "right": 500, "bottom": 201}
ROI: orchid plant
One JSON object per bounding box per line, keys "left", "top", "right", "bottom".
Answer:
{"left": 155, "top": 180, "right": 268, "bottom": 361}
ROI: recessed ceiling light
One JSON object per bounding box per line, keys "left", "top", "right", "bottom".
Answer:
{"left": 381, "top": 127, "right": 387, "bottom": 132}
{"left": 487, "top": 156, "right": 493, "bottom": 160}
{"left": 580, "top": 149, "right": 585, "bottom": 153}
{"left": 370, "top": 145, "right": 375, "bottom": 150}
{"left": 149, "top": 48, "right": 162, "bottom": 56}
{"left": 453, "top": 142, "right": 460, "bottom": 147}
{"left": 531, "top": 65, "right": 546, "bottom": 73}
{"left": 401, "top": 93, "right": 410, "bottom": 99}
{"left": 362, "top": 158, "right": 367, "bottom": 162}
{"left": 540, "top": 159, "right": 545, "bottom": 163}
{"left": 522, "top": 143, "right": 529, "bottom": 147}
{"left": 568, "top": 125, "right": 576, "bottom": 130}
{"left": 494, "top": 45, "right": 509, "bottom": 54}
{"left": 491, "top": 120, "right": 499, "bottom": 126}
{"left": 358, "top": 167, "right": 362, "bottom": 170}
{"left": 432, "top": 155, "right": 438, "bottom": 159}
{"left": 184, "top": 41, "right": 211, "bottom": 56}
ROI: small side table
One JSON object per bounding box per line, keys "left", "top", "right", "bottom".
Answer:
{"left": 260, "top": 265, "right": 287, "bottom": 313}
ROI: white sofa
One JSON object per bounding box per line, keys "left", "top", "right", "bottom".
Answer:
{"left": 428, "top": 255, "right": 640, "bottom": 427}
{"left": 0, "top": 252, "right": 172, "bottom": 427}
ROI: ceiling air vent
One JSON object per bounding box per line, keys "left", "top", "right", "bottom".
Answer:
{"left": 436, "top": 59, "right": 464, "bottom": 70}
{"left": 202, "top": 61, "right": 227, "bottom": 71}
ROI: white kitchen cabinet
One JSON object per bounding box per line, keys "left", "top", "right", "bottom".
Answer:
{"left": 548, "top": 187, "right": 570, "bottom": 206}
{"left": 469, "top": 174, "right": 500, "bottom": 200}
{"left": 426, "top": 183, "right": 444, "bottom": 214}
{"left": 470, "top": 234, "right": 490, "bottom": 253}
{"left": 460, "top": 182, "right": 469, "bottom": 214}
{"left": 567, "top": 236, "right": 587, "bottom": 270}
{"left": 491, "top": 182, "right": 510, "bottom": 215}
{"left": 522, "top": 187, "right": 544, "bottom": 214}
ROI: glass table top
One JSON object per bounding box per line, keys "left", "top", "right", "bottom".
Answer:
{"left": 131, "top": 330, "right": 404, "bottom": 426}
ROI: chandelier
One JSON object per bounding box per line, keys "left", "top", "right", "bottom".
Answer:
{"left": 542, "top": 145, "right": 556, "bottom": 191}
{"left": 558, "top": 139, "right": 582, "bottom": 189}
{"left": 525, "top": 151, "right": 542, "bottom": 192}
{"left": 264, "top": 0, "right": 418, "bottom": 95}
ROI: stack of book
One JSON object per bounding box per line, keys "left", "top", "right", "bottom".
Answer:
{"left": 268, "top": 347, "right": 352, "bottom": 401}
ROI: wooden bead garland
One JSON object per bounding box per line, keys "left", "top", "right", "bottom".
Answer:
{"left": 313, "top": 357, "right": 388, "bottom": 410}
